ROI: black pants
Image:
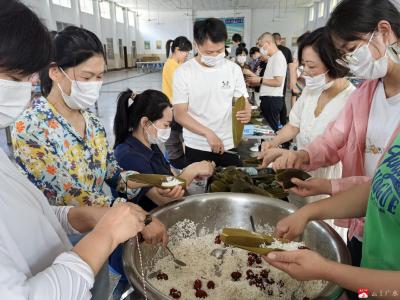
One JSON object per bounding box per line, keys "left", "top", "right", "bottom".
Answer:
{"left": 280, "top": 76, "right": 288, "bottom": 126}
{"left": 259, "top": 96, "right": 285, "bottom": 132}
{"left": 346, "top": 237, "right": 363, "bottom": 300}
{"left": 185, "top": 146, "right": 242, "bottom": 167}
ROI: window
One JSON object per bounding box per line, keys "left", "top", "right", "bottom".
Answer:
{"left": 116, "top": 6, "right": 124, "bottom": 23}
{"left": 309, "top": 6, "right": 315, "bottom": 21}
{"left": 100, "top": 1, "right": 111, "bottom": 19}
{"left": 318, "top": 2, "right": 325, "bottom": 18}
{"left": 128, "top": 11, "right": 135, "bottom": 26}
{"left": 52, "top": 0, "right": 71, "bottom": 8}
{"left": 330, "top": 0, "right": 339, "bottom": 12}
{"left": 79, "top": 0, "right": 93, "bottom": 14}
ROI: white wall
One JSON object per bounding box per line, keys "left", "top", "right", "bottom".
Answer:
{"left": 22, "top": 0, "right": 309, "bottom": 67}
{"left": 22, "top": 0, "right": 137, "bottom": 70}
{"left": 135, "top": 7, "right": 306, "bottom": 60}
{"left": 251, "top": 8, "right": 306, "bottom": 50}
{"left": 135, "top": 11, "right": 192, "bottom": 59}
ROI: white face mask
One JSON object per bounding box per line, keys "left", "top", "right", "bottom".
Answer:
{"left": 237, "top": 55, "right": 247, "bottom": 64}
{"left": 146, "top": 122, "right": 171, "bottom": 144}
{"left": 348, "top": 45, "right": 388, "bottom": 80}
{"left": 199, "top": 51, "right": 225, "bottom": 67}
{"left": 304, "top": 72, "right": 333, "bottom": 91}
{"left": 260, "top": 44, "right": 268, "bottom": 56}
{"left": 343, "top": 32, "right": 389, "bottom": 80}
{"left": 57, "top": 68, "right": 103, "bottom": 110}
{"left": 0, "top": 79, "right": 32, "bottom": 129}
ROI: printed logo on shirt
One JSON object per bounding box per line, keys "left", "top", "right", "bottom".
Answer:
{"left": 221, "top": 80, "right": 231, "bottom": 89}
{"left": 358, "top": 288, "right": 369, "bottom": 298}
{"left": 365, "top": 138, "right": 383, "bottom": 155}
{"left": 371, "top": 144, "right": 400, "bottom": 215}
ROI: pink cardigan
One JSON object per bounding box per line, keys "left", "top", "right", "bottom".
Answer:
{"left": 304, "top": 80, "right": 380, "bottom": 240}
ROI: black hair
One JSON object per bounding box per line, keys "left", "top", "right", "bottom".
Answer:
{"left": 272, "top": 32, "right": 282, "bottom": 41}
{"left": 327, "top": 0, "right": 400, "bottom": 42}
{"left": 0, "top": 0, "right": 52, "bottom": 75}
{"left": 40, "top": 26, "right": 105, "bottom": 97}
{"left": 249, "top": 47, "right": 260, "bottom": 56}
{"left": 114, "top": 89, "right": 172, "bottom": 147}
{"left": 298, "top": 27, "right": 349, "bottom": 79}
{"left": 193, "top": 18, "right": 228, "bottom": 45}
{"left": 297, "top": 31, "right": 310, "bottom": 46}
{"left": 166, "top": 36, "right": 192, "bottom": 58}
{"left": 232, "top": 33, "right": 242, "bottom": 43}
{"left": 236, "top": 46, "right": 248, "bottom": 56}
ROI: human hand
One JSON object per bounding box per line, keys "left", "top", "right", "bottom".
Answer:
{"left": 141, "top": 217, "right": 168, "bottom": 246}
{"left": 263, "top": 250, "right": 331, "bottom": 281}
{"left": 205, "top": 130, "right": 225, "bottom": 154}
{"left": 236, "top": 101, "right": 252, "bottom": 123}
{"left": 287, "top": 178, "right": 332, "bottom": 197}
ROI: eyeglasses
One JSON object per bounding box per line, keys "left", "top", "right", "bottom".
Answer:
{"left": 336, "top": 31, "right": 376, "bottom": 68}
{"left": 387, "top": 41, "right": 400, "bottom": 64}
{"left": 297, "top": 65, "right": 305, "bottom": 75}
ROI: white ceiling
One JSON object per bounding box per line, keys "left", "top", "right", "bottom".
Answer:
{"left": 114, "top": 0, "right": 314, "bottom": 12}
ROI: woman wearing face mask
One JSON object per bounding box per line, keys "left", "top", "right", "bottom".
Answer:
{"left": 259, "top": 0, "right": 400, "bottom": 278}
{"left": 162, "top": 36, "right": 192, "bottom": 170}
{"left": 113, "top": 89, "right": 215, "bottom": 212}
{"left": 12, "top": 26, "right": 152, "bottom": 207}
{"left": 235, "top": 46, "right": 248, "bottom": 67}
{"left": 0, "top": 2, "right": 166, "bottom": 299}
{"left": 261, "top": 28, "right": 354, "bottom": 208}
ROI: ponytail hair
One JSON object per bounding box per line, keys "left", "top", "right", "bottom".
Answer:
{"left": 113, "top": 89, "right": 172, "bottom": 148}
{"left": 166, "top": 36, "right": 192, "bottom": 58}
{"left": 166, "top": 39, "right": 173, "bottom": 57}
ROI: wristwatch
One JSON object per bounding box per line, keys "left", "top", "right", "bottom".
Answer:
{"left": 144, "top": 214, "right": 153, "bottom": 226}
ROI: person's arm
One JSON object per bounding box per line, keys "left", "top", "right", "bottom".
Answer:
{"left": 0, "top": 203, "right": 146, "bottom": 299}
{"left": 145, "top": 186, "right": 184, "bottom": 206}
{"left": 262, "top": 76, "right": 284, "bottom": 87}
{"left": 233, "top": 65, "right": 251, "bottom": 124}
{"left": 264, "top": 249, "right": 400, "bottom": 297}
{"left": 275, "top": 181, "right": 371, "bottom": 240}
{"left": 178, "top": 161, "right": 215, "bottom": 186}
{"left": 263, "top": 124, "right": 299, "bottom": 150}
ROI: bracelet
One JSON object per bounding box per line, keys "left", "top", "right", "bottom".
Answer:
{"left": 259, "top": 78, "right": 263, "bottom": 85}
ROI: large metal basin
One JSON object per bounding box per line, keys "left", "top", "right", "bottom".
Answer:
{"left": 123, "top": 193, "right": 350, "bottom": 299}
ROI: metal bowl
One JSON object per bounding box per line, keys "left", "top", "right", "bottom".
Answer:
{"left": 123, "top": 193, "right": 350, "bottom": 299}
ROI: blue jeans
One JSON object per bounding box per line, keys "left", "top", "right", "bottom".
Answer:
{"left": 69, "top": 234, "right": 110, "bottom": 300}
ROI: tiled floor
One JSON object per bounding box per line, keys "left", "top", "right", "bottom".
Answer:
{"left": 0, "top": 69, "right": 163, "bottom": 156}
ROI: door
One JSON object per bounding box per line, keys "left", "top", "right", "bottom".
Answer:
{"left": 123, "top": 46, "right": 128, "bottom": 69}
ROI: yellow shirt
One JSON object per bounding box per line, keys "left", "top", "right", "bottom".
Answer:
{"left": 162, "top": 58, "right": 180, "bottom": 102}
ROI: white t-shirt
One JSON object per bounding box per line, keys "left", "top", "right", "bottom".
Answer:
{"left": 260, "top": 50, "right": 287, "bottom": 97}
{"left": 0, "top": 148, "right": 94, "bottom": 299}
{"left": 173, "top": 58, "right": 249, "bottom": 152}
{"left": 290, "top": 83, "right": 355, "bottom": 183}
{"left": 364, "top": 81, "right": 400, "bottom": 177}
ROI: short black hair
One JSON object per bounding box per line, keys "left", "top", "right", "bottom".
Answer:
{"left": 272, "top": 33, "right": 282, "bottom": 40}
{"left": 328, "top": 0, "right": 400, "bottom": 42}
{"left": 40, "top": 26, "right": 105, "bottom": 96}
{"left": 193, "top": 18, "right": 228, "bottom": 45}
{"left": 232, "top": 33, "right": 242, "bottom": 43}
{"left": 297, "top": 31, "right": 310, "bottom": 46}
{"left": 236, "top": 46, "right": 248, "bottom": 56}
{"left": 249, "top": 47, "right": 260, "bottom": 56}
{"left": 0, "top": 0, "right": 52, "bottom": 75}
{"left": 298, "top": 27, "right": 349, "bottom": 79}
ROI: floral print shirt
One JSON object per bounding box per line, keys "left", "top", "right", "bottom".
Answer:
{"left": 12, "top": 97, "right": 133, "bottom": 207}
